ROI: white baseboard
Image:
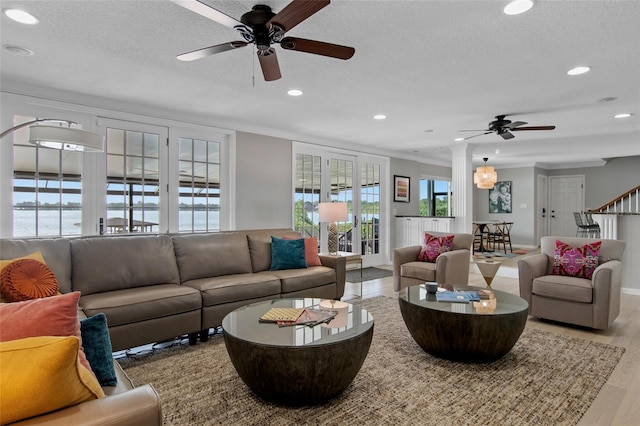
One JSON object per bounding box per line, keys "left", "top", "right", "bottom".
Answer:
{"left": 621, "top": 287, "right": 640, "bottom": 296}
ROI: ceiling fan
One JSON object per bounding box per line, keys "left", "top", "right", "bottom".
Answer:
{"left": 170, "top": 0, "right": 355, "bottom": 81}
{"left": 459, "top": 115, "right": 556, "bottom": 140}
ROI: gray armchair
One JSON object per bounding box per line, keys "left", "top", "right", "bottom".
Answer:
{"left": 393, "top": 232, "right": 473, "bottom": 291}
{"left": 518, "top": 236, "right": 626, "bottom": 330}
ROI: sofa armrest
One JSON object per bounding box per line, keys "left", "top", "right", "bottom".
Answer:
{"left": 12, "top": 384, "right": 162, "bottom": 426}
{"left": 517, "top": 253, "right": 548, "bottom": 306}
{"left": 435, "top": 249, "right": 470, "bottom": 286}
{"left": 392, "top": 246, "right": 422, "bottom": 291}
{"left": 592, "top": 260, "right": 623, "bottom": 329}
{"left": 319, "top": 255, "right": 347, "bottom": 299}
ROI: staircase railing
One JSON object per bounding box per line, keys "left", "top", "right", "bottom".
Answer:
{"left": 588, "top": 184, "right": 640, "bottom": 214}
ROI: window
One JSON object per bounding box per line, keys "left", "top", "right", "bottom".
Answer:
{"left": 12, "top": 115, "right": 83, "bottom": 237}
{"left": 420, "top": 179, "right": 452, "bottom": 217}
{"left": 178, "top": 137, "right": 220, "bottom": 232}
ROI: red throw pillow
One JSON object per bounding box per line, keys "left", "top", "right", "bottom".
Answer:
{"left": 1, "top": 258, "right": 59, "bottom": 302}
{"left": 283, "top": 236, "right": 322, "bottom": 267}
{"left": 553, "top": 240, "right": 601, "bottom": 279}
{"left": 418, "top": 233, "right": 454, "bottom": 263}
{"left": 0, "top": 291, "right": 95, "bottom": 376}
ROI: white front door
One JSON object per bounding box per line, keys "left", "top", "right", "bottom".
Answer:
{"left": 549, "top": 175, "right": 585, "bottom": 237}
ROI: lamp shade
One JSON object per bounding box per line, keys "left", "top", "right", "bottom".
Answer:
{"left": 318, "top": 202, "right": 348, "bottom": 222}
{"left": 474, "top": 158, "right": 497, "bottom": 189}
{"left": 28, "top": 125, "right": 104, "bottom": 152}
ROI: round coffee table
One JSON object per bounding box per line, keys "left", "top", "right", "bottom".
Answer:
{"left": 398, "top": 285, "right": 528, "bottom": 363}
{"left": 222, "top": 298, "right": 374, "bottom": 405}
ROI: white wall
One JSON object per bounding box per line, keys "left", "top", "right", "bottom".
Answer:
{"left": 235, "top": 131, "right": 293, "bottom": 230}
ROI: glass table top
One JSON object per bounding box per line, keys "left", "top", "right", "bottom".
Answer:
{"left": 398, "top": 285, "right": 528, "bottom": 316}
{"left": 222, "top": 298, "right": 374, "bottom": 347}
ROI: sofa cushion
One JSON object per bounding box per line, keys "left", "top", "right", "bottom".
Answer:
{"left": 269, "top": 266, "right": 337, "bottom": 294}
{"left": 246, "top": 229, "right": 302, "bottom": 272}
{"left": 271, "top": 236, "right": 307, "bottom": 270}
{"left": 172, "top": 232, "right": 253, "bottom": 281}
{"left": 418, "top": 233, "right": 454, "bottom": 262}
{"left": 0, "top": 336, "right": 105, "bottom": 425}
{"left": 401, "top": 261, "right": 437, "bottom": 283}
{"left": 80, "top": 313, "right": 117, "bottom": 387}
{"left": 553, "top": 239, "right": 601, "bottom": 279}
{"left": 0, "top": 292, "right": 94, "bottom": 375}
{"left": 183, "top": 273, "right": 281, "bottom": 307}
{"left": 532, "top": 275, "right": 593, "bottom": 303}
{"left": 79, "top": 284, "right": 202, "bottom": 327}
{"left": 71, "top": 235, "right": 180, "bottom": 295}
{"left": 0, "top": 239, "right": 73, "bottom": 293}
{"left": 1, "top": 258, "right": 59, "bottom": 302}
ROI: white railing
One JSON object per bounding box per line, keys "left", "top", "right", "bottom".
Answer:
{"left": 591, "top": 185, "right": 640, "bottom": 214}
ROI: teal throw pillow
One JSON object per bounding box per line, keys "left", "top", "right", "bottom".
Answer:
{"left": 80, "top": 313, "right": 117, "bottom": 386}
{"left": 270, "top": 236, "right": 307, "bottom": 271}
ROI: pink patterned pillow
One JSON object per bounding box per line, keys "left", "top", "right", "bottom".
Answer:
{"left": 418, "top": 233, "right": 454, "bottom": 263}
{"left": 553, "top": 240, "right": 601, "bottom": 279}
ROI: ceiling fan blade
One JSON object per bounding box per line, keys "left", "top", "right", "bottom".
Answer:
{"left": 511, "top": 126, "right": 556, "bottom": 131}
{"left": 500, "top": 131, "right": 515, "bottom": 140}
{"left": 280, "top": 37, "right": 355, "bottom": 60}
{"left": 169, "top": 0, "right": 243, "bottom": 28}
{"left": 258, "top": 48, "right": 282, "bottom": 81}
{"left": 268, "top": 0, "right": 330, "bottom": 32}
{"left": 504, "top": 121, "right": 527, "bottom": 129}
{"left": 177, "top": 41, "right": 247, "bottom": 61}
{"left": 462, "top": 131, "right": 493, "bottom": 140}
{"left": 458, "top": 129, "right": 489, "bottom": 132}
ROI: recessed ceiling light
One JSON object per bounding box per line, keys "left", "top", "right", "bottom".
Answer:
{"left": 3, "top": 44, "right": 34, "bottom": 56}
{"left": 614, "top": 113, "right": 632, "bottom": 119}
{"left": 287, "top": 89, "right": 303, "bottom": 97}
{"left": 567, "top": 66, "right": 590, "bottom": 76}
{"left": 454, "top": 137, "right": 465, "bottom": 142}
{"left": 373, "top": 114, "right": 386, "bottom": 120}
{"left": 504, "top": 0, "right": 534, "bottom": 16}
{"left": 3, "top": 9, "right": 39, "bottom": 25}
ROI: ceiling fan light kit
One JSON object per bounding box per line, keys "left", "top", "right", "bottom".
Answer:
{"left": 474, "top": 157, "right": 498, "bottom": 189}
{"left": 170, "top": 0, "right": 355, "bottom": 81}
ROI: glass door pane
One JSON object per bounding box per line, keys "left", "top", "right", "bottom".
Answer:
{"left": 360, "top": 162, "right": 381, "bottom": 255}
{"left": 330, "top": 157, "right": 355, "bottom": 253}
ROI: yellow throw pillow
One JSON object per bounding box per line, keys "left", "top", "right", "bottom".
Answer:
{"left": 0, "top": 336, "right": 105, "bottom": 425}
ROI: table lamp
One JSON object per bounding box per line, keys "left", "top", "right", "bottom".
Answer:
{"left": 318, "top": 202, "right": 348, "bottom": 255}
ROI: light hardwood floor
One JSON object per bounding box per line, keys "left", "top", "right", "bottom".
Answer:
{"left": 342, "top": 256, "right": 640, "bottom": 426}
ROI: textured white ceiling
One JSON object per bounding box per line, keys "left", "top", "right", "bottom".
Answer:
{"left": 1, "top": 0, "right": 639, "bottom": 168}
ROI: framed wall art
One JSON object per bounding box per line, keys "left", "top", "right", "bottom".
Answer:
{"left": 394, "top": 175, "right": 410, "bottom": 203}
{"left": 489, "top": 181, "right": 512, "bottom": 213}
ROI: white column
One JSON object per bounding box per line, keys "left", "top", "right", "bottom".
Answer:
{"left": 450, "top": 144, "right": 474, "bottom": 234}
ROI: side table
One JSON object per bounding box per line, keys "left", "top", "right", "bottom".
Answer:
{"left": 474, "top": 259, "right": 501, "bottom": 288}
{"left": 320, "top": 251, "right": 363, "bottom": 296}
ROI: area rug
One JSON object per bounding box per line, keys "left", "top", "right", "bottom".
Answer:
{"left": 120, "top": 296, "right": 624, "bottom": 426}
{"left": 346, "top": 266, "right": 393, "bottom": 283}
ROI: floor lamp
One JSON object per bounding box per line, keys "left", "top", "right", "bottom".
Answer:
{"left": 0, "top": 119, "right": 104, "bottom": 151}
{"left": 318, "top": 202, "right": 348, "bottom": 255}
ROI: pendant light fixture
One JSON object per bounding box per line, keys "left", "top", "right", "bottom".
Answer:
{"left": 474, "top": 157, "right": 497, "bottom": 189}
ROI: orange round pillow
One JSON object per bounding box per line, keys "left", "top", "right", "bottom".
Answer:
{"left": 0, "top": 259, "right": 59, "bottom": 302}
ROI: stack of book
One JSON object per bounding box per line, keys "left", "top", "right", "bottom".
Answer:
{"left": 436, "top": 290, "right": 492, "bottom": 303}
{"left": 259, "top": 307, "right": 338, "bottom": 327}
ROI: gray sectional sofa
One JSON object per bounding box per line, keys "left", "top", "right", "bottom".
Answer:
{"left": 1, "top": 228, "right": 346, "bottom": 351}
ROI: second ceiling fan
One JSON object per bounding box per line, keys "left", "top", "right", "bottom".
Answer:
{"left": 460, "top": 115, "right": 556, "bottom": 140}
{"left": 170, "top": 0, "right": 355, "bottom": 81}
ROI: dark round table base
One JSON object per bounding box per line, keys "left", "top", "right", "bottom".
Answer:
{"left": 224, "top": 326, "right": 374, "bottom": 405}
{"left": 399, "top": 298, "right": 527, "bottom": 363}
